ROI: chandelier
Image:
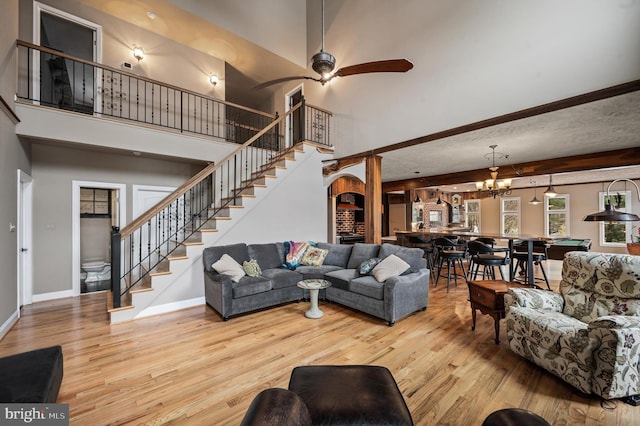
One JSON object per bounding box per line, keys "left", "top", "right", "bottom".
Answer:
{"left": 475, "top": 145, "right": 512, "bottom": 198}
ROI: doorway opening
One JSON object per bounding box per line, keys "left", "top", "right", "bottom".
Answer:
{"left": 33, "top": 2, "right": 102, "bottom": 113}
{"left": 72, "top": 181, "right": 126, "bottom": 296}
{"left": 285, "top": 85, "right": 304, "bottom": 147}
{"left": 17, "top": 170, "right": 34, "bottom": 310}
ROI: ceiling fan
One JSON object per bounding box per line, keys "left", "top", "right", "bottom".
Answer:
{"left": 254, "top": 0, "right": 413, "bottom": 90}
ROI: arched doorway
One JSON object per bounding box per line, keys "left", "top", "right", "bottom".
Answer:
{"left": 329, "top": 176, "right": 365, "bottom": 244}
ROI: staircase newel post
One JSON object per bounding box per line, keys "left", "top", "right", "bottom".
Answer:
{"left": 110, "top": 226, "right": 121, "bottom": 308}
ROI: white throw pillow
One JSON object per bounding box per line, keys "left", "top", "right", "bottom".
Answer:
{"left": 212, "top": 254, "right": 246, "bottom": 282}
{"left": 371, "top": 254, "right": 410, "bottom": 282}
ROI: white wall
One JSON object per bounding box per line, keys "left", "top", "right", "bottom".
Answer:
{"left": 298, "top": 0, "right": 640, "bottom": 157}
{"left": 215, "top": 145, "right": 331, "bottom": 245}
{"left": 167, "top": 0, "right": 307, "bottom": 68}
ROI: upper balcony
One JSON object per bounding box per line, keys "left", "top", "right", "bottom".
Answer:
{"left": 15, "top": 40, "right": 332, "bottom": 162}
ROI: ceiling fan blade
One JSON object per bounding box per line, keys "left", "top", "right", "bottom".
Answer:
{"left": 334, "top": 59, "right": 414, "bottom": 78}
{"left": 254, "top": 75, "right": 322, "bottom": 90}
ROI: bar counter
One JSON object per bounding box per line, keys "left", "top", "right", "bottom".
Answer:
{"left": 396, "top": 229, "right": 559, "bottom": 285}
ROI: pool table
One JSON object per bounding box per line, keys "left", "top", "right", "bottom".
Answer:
{"left": 546, "top": 239, "right": 592, "bottom": 260}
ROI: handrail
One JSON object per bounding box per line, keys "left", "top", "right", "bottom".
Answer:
{"left": 16, "top": 40, "right": 275, "bottom": 119}
{"left": 120, "top": 102, "right": 301, "bottom": 238}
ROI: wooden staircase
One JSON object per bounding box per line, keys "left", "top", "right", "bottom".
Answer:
{"left": 107, "top": 145, "right": 305, "bottom": 322}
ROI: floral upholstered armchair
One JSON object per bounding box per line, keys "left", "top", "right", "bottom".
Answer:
{"left": 505, "top": 251, "right": 640, "bottom": 400}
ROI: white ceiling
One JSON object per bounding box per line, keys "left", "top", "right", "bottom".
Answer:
{"left": 75, "top": 0, "right": 640, "bottom": 189}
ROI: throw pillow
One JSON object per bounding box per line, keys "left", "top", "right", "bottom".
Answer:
{"left": 371, "top": 254, "right": 410, "bottom": 282}
{"left": 212, "top": 254, "right": 246, "bottom": 282}
{"left": 358, "top": 257, "right": 382, "bottom": 275}
{"left": 242, "top": 259, "right": 262, "bottom": 277}
{"left": 300, "top": 246, "right": 329, "bottom": 266}
{"left": 283, "top": 241, "right": 311, "bottom": 269}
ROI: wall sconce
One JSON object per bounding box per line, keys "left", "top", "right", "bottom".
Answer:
{"left": 209, "top": 74, "right": 219, "bottom": 86}
{"left": 583, "top": 178, "right": 640, "bottom": 222}
{"left": 132, "top": 47, "right": 144, "bottom": 61}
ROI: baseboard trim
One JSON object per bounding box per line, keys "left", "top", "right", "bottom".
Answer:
{"left": 135, "top": 297, "right": 205, "bottom": 320}
{"left": 32, "top": 290, "right": 75, "bottom": 303}
{"left": 0, "top": 310, "right": 20, "bottom": 341}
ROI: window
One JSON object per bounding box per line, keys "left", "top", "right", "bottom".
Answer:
{"left": 600, "top": 190, "right": 632, "bottom": 246}
{"left": 501, "top": 197, "right": 520, "bottom": 235}
{"left": 465, "top": 200, "right": 481, "bottom": 232}
{"left": 545, "top": 194, "right": 569, "bottom": 237}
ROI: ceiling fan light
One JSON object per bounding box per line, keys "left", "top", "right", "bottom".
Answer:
{"left": 312, "top": 51, "right": 336, "bottom": 75}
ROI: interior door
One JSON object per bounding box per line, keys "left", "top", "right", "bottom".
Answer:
{"left": 288, "top": 88, "right": 303, "bottom": 145}
{"left": 38, "top": 7, "right": 96, "bottom": 113}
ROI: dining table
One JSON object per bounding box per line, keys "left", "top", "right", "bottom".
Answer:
{"left": 396, "top": 229, "right": 561, "bottom": 286}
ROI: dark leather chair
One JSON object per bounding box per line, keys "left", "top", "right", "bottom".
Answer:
{"left": 0, "top": 345, "right": 63, "bottom": 403}
{"left": 240, "top": 388, "right": 311, "bottom": 426}
{"left": 242, "top": 365, "right": 413, "bottom": 426}
{"left": 467, "top": 239, "right": 510, "bottom": 280}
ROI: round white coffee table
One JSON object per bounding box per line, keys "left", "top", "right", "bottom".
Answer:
{"left": 297, "top": 279, "right": 332, "bottom": 319}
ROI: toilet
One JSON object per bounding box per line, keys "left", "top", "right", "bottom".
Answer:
{"left": 81, "top": 261, "right": 111, "bottom": 283}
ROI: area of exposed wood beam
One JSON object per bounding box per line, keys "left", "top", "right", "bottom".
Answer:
{"left": 382, "top": 147, "right": 640, "bottom": 192}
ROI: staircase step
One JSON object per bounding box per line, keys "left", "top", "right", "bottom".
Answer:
{"left": 107, "top": 291, "right": 134, "bottom": 313}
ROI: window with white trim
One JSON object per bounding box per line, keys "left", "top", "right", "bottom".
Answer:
{"left": 599, "top": 190, "right": 632, "bottom": 246}
{"left": 501, "top": 197, "right": 520, "bottom": 235}
{"left": 465, "top": 199, "right": 481, "bottom": 232}
{"left": 545, "top": 194, "right": 570, "bottom": 237}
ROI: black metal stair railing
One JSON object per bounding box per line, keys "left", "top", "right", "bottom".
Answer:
{"left": 109, "top": 101, "right": 324, "bottom": 308}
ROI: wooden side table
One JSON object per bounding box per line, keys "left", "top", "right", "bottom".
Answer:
{"left": 467, "top": 280, "right": 528, "bottom": 344}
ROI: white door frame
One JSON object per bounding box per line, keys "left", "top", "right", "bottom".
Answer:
{"left": 132, "top": 184, "right": 177, "bottom": 217}
{"left": 33, "top": 1, "right": 103, "bottom": 112}
{"left": 285, "top": 84, "right": 304, "bottom": 148}
{"left": 17, "top": 170, "right": 34, "bottom": 310}
{"left": 72, "top": 180, "right": 126, "bottom": 296}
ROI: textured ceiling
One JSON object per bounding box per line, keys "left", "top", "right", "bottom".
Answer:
{"left": 380, "top": 89, "right": 640, "bottom": 187}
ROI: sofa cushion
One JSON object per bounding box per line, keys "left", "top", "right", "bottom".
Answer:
{"left": 233, "top": 276, "right": 272, "bottom": 298}
{"left": 324, "top": 269, "right": 359, "bottom": 291}
{"left": 508, "top": 306, "right": 590, "bottom": 351}
{"left": 249, "top": 243, "right": 283, "bottom": 270}
{"left": 371, "top": 254, "right": 410, "bottom": 282}
{"left": 203, "top": 243, "right": 249, "bottom": 273}
{"left": 560, "top": 252, "right": 640, "bottom": 322}
{"left": 379, "top": 243, "right": 426, "bottom": 274}
{"left": 296, "top": 265, "right": 343, "bottom": 280}
{"left": 347, "top": 243, "right": 381, "bottom": 269}
{"left": 300, "top": 246, "right": 328, "bottom": 266}
{"left": 349, "top": 275, "right": 385, "bottom": 300}
{"left": 213, "top": 254, "right": 246, "bottom": 282}
{"left": 261, "top": 268, "right": 304, "bottom": 290}
{"left": 317, "top": 243, "right": 352, "bottom": 268}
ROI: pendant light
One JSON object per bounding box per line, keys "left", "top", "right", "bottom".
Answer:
{"left": 583, "top": 178, "right": 640, "bottom": 222}
{"left": 543, "top": 175, "right": 557, "bottom": 198}
{"left": 528, "top": 180, "right": 542, "bottom": 205}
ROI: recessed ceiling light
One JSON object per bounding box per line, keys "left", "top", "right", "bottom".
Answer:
{"left": 414, "top": 171, "right": 419, "bottom": 174}
{"left": 147, "top": 11, "right": 157, "bottom": 20}
{"left": 132, "top": 151, "right": 141, "bottom": 156}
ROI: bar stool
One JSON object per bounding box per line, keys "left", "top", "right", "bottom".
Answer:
{"left": 513, "top": 240, "right": 551, "bottom": 289}
{"left": 434, "top": 237, "right": 467, "bottom": 292}
{"left": 408, "top": 235, "right": 435, "bottom": 271}
{"left": 467, "top": 239, "right": 510, "bottom": 280}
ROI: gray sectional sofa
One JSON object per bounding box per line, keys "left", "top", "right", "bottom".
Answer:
{"left": 203, "top": 242, "right": 430, "bottom": 325}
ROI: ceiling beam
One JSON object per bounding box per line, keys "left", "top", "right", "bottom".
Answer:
{"left": 330, "top": 79, "right": 640, "bottom": 166}
{"left": 382, "top": 147, "right": 640, "bottom": 192}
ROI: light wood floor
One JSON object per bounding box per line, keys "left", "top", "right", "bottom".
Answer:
{"left": 1, "top": 267, "right": 638, "bottom": 425}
